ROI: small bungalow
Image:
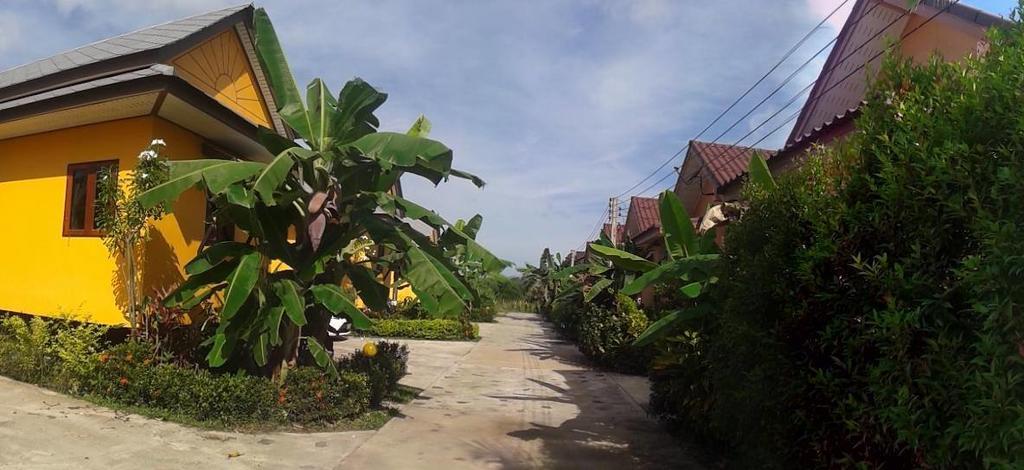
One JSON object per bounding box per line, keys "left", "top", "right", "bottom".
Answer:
{"left": 0, "top": 5, "right": 282, "bottom": 325}
{"left": 0, "top": 5, "right": 418, "bottom": 326}
{"left": 623, "top": 196, "right": 662, "bottom": 261}
{"left": 671, "top": 140, "right": 772, "bottom": 242}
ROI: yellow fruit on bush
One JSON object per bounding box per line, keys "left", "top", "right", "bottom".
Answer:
{"left": 362, "top": 342, "right": 378, "bottom": 357}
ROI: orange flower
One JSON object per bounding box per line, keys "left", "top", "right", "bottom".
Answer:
{"left": 125, "top": 353, "right": 133, "bottom": 362}
{"left": 278, "top": 390, "right": 287, "bottom": 405}
{"left": 119, "top": 377, "right": 128, "bottom": 386}
{"left": 98, "top": 353, "right": 110, "bottom": 363}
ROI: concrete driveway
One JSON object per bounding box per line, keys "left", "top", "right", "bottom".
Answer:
{"left": 0, "top": 312, "right": 702, "bottom": 469}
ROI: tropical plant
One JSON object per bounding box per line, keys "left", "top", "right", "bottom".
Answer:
{"left": 95, "top": 139, "right": 170, "bottom": 336}
{"left": 588, "top": 190, "right": 720, "bottom": 345}
{"left": 137, "top": 8, "right": 499, "bottom": 378}
{"left": 520, "top": 248, "right": 564, "bottom": 313}
{"left": 443, "top": 214, "right": 511, "bottom": 319}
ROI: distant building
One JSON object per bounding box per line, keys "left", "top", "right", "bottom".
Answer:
{"left": 623, "top": 196, "right": 663, "bottom": 261}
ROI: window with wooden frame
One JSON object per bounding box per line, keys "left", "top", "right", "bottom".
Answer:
{"left": 63, "top": 160, "right": 118, "bottom": 237}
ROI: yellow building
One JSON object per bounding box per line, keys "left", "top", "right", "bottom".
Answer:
{"left": 0, "top": 5, "right": 289, "bottom": 325}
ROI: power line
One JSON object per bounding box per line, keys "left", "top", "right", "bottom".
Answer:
{"left": 680, "top": 0, "right": 962, "bottom": 186}
{"left": 664, "top": 0, "right": 898, "bottom": 190}
{"left": 610, "top": 0, "right": 855, "bottom": 199}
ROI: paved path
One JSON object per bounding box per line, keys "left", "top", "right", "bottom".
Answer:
{"left": 0, "top": 312, "right": 701, "bottom": 469}
{"left": 345, "top": 312, "right": 702, "bottom": 469}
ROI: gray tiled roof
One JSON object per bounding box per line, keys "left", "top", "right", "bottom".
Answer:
{"left": 0, "top": 65, "right": 173, "bottom": 112}
{"left": 0, "top": 4, "right": 250, "bottom": 91}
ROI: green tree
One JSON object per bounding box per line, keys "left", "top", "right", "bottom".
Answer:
{"left": 138, "top": 8, "right": 500, "bottom": 378}
{"left": 95, "top": 139, "right": 170, "bottom": 337}
{"left": 588, "top": 190, "right": 720, "bottom": 345}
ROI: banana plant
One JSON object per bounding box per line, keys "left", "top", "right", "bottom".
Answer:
{"left": 137, "top": 8, "right": 501, "bottom": 377}
{"left": 588, "top": 190, "right": 720, "bottom": 346}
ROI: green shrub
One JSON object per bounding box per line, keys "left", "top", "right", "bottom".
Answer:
{"left": 495, "top": 299, "right": 538, "bottom": 313}
{"left": 548, "top": 288, "right": 584, "bottom": 339}
{"left": 576, "top": 294, "right": 650, "bottom": 374}
{"left": 362, "top": 319, "right": 478, "bottom": 340}
{"left": 379, "top": 298, "right": 429, "bottom": 320}
{"left": 652, "top": 22, "right": 1024, "bottom": 468}
{"left": 0, "top": 318, "right": 377, "bottom": 428}
{"left": 50, "top": 320, "right": 107, "bottom": 393}
{"left": 0, "top": 315, "right": 106, "bottom": 389}
{"left": 0, "top": 316, "right": 54, "bottom": 383}
{"left": 281, "top": 367, "right": 369, "bottom": 424}
{"left": 337, "top": 341, "right": 409, "bottom": 407}
{"left": 465, "top": 305, "right": 497, "bottom": 322}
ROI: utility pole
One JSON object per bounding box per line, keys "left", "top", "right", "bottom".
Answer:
{"left": 608, "top": 196, "right": 620, "bottom": 247}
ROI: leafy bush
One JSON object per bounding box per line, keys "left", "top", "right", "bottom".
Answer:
{"left": 378, "top": 298, "right": 430, "bottom": 320}
{"left": 0, "top": 316, "right": 55, "bottom": 383}
{"left": 0, "top": 315, "right": 107, "bottom": 390}
{"left": 548, "top": 288, "right": 584, "bottom": 340}
{"left": 0, "top": 316, "right": 377, "bottom": 428}
{"left": 653, "top": 23, "right": 1024, "bottom": 468}
{"left": 86, "top": 342, "right": 281, "bottom": 425}
{"left": 576, "top": 294, "right": 650, "bottom": 374}
{"left": 361, "top": 319, "right": 478, "bottom": 340}
{"left": 281, "top": 368, "right": 369, "bottom": 424}
{"left": 465, "top": 305, "right": 497, "bottom": 322}
{"left": 495, "top": 299, "right": 538, "bottom": 313}
{"left": 337, "top": 341, "right": 409, "bottom": 406}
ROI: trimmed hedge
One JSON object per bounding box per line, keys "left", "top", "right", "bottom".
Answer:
{"left": 360, "top": 319, "right": 478, "bottom": 341}
{"left": 0, "top": 316, "right": 375, "bottom": 428}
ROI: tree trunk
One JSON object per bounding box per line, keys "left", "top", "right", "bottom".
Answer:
{"left": 269, "top": 323, "right": 301, "bottom": 382}
{"left": 126, "top": 243, "right": 138, "bottom": 338}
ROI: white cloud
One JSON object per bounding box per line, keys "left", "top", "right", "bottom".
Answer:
{"left": 0, "top": 0, "right": 855, "bottom": 267}
{"left": 806, "top": 0, "right": 855, "bottom": 31}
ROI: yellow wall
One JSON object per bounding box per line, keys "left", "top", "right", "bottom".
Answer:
{"left": 0, "top": 116, "right": 208, "bottom": 325}
{"left": 172, "top": 29, "right": 273, "bottom": 128}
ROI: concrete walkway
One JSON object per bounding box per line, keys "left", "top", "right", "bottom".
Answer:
{"left": 344, "top": 312, "right": 702, "bottom": 469}
{"left": 0, "top": 312, "right": 701, "bottom": 469}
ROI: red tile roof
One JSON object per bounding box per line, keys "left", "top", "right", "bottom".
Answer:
{"left": 690, "top": 140, "right": 774, "bottom": 188}
{"left": 626, "top": 196, "right": 660, "bottom": 239}
{"left": 601, "top": 223, "right": 625, "bottom": 243}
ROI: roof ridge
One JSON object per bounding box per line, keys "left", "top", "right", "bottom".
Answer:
{"left": 0, "top": 4, "right": 250, "bottom": 76}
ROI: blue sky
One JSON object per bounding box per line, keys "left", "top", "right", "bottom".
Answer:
{"left": 0, "top": 0, "right": 1017, "bottom": 268}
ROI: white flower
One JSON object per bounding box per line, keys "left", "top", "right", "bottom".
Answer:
{"left": 140, "top": 172, "right": 149, "bottom": 179}
{"left": 150, "top": 139, "right": 166, "bottom": 148}
{"left": 138, "top": 150, "right": 157, "bottom": 161}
